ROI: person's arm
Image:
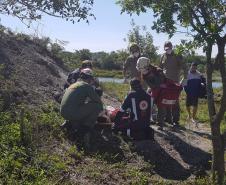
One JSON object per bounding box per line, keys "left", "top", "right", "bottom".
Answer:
{"left": 93, "top": 77, "right": 100, "bottom": 87}
{"left": 86, "top": 85, "right": 103, "bottom": 105}
{"left": 181, "top": 56, "right": 188, "bottom": 80}
{"left": 66, "top": 72, "right": 73, "bottom": 83}
{"left": 159, "top": 54, "right": 165, "bottom": 69}
{"left": 120, "top": 93, "right": 131, "bottom": 112}
{"left": 123, "top": 57, "right": 130, "bottom": 79}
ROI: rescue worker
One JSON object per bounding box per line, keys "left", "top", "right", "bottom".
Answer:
{"left": 159, "top": 41, "right": 188, "bottom": 126}
{"left": 123, "top": 43, "right": 141, "bottom": 82}
{"left": 136, "top": 57, "right": 167, "bottom": 130}
{"left": 112, "top": 78, "right": 154, "bottom": 140}
{"left": 60, "top": 68, "right": 103, "bottom": 148}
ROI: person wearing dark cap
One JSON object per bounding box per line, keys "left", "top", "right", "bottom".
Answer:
{"left": 159, "top": 41, "right": 188, "bottom": 126}
{"left": 184, "top": 62, "right": 205, "bottom": 124}
{"left": 60, "top": 68, "right": 103, "bottom": 148}
{"left": 64, "top": 60, "right": 93, "bottom": 89}
{"left": 64, "top": 60, "right": 103, "bottom": 97}
{"left": 113, "top": 78, "right": 154, "bottom": 140}
{"left": 123, "top": 43, "right": 141, "bottom": 83}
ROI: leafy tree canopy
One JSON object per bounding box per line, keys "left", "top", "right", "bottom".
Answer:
{"left": 0, "top": 0, "right": 95, "bottom": 24}
{"left": 126, "top": 20, "right": 158, "bottom": 63}
{"left": 117, "top": 0, "right": 226, "bottom": 47}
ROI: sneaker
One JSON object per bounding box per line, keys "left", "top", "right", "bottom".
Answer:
{"left": 191, "top": 118, "right": 196, "bottom": 124}
{"left": 60, "top": 120, "right": 70, "bottom": 129}
{"left": 172, "top": 122, "right": 180, "bottom": 129}
{"left": 157, "top": 126, "right": 164, "bottom": 131}
{"left": 173, "top": 121, "right": 180, "bottom": 126}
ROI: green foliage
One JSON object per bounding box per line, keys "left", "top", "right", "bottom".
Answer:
{"left": 50, "top": 42, "right": 65, "bottom": 55}
{"left": 1, "top": 0, "right": 95, "bottom": 24}
{"left": 75, "top": 49, "right": 92, "bottom": 61}
{"left": 0, "top": 104, "right": 68, "bottom": 184}
{"left": 118, "top": 0, "right": 225, "bottom": 42}
{"left": 94, "top": 69, "right": 123, "bottom": 78}
{"left": 58, "top": 49, "right": 128, "bottom": 71}
{"left": 68, "top": 145, "right": 84, "bottom": 160}
{"left": 126, "top": 20, "right": 159, "bottom": 63}
{"left": 174, "top": 40, "right": 197, "bottom": 56}
{"left": 32, "top": 36, "right": 51, "bottom": 49}
{"left": 101, "top": 82, "right": 130, "bottom": 102}
{"left": 92, "top": 50, "right": 127, "bottom": 70}
{"left": 124, "top": 167, "right": 149, "bottom": 185}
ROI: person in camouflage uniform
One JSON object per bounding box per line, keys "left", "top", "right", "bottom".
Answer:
{"left": 60, "top": 68, "right": 103, "bottom": 148}
{"left": 123, "top": 43, "right": 141, "bottom": 82}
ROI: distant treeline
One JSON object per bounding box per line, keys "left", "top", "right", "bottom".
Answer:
{"left": 57, "top": 48, "right": 208, "bottom": 73}
{"left": 0, "top": 25, "right": 213, "bottom": 74}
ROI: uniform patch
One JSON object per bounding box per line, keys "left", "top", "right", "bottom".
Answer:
{"left": 139, "top": 100, "right": 148, "bottom": 110}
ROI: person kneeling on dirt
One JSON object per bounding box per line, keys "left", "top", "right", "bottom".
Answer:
{"left": 60, "top": 68, "right": 103, "bottom": 147}
{"left": 112, "top": 78, "right": 154, "bottom": 140}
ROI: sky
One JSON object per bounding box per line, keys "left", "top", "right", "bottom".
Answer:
{"left": 0, "top": 0, "right": 216, "bottom": 56}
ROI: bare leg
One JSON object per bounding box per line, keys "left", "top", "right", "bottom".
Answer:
{"left": 192, "top": 106, "right": 198, "bottom": 121}
{"left": 186, "top": 106, "right": 191, "bottom": 119}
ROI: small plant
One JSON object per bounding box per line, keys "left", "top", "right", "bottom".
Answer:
{"left": 124, "top": 166, "right": 149, "bottom": 185}
{"left": 68, "top": 145, "right": 84, "bottom": 160}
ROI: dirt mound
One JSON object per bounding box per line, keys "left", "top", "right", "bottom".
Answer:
{"left": 0, "top": 30, "right": 120, "bottom": 111}
{"left": 0, "top": 31, "right": 69, "bottom": 110}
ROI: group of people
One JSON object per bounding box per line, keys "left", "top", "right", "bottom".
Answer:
{"left": 123, "top": 42, "right": 206, "bottom": 129}
{"left": 59, "top": 41, "right": 206, "bottom": 147}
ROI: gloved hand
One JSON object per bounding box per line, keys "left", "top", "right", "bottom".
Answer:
{"left": 180, "top": 78, "right": 187, "bottom": 87}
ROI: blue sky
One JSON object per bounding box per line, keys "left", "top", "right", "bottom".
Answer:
{"left": 0, "top": 0, "right": 214, "bottom": 55}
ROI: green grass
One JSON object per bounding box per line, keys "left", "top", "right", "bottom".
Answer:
{"left": 0, "top": 84, "right": 225, "bottom": 184}
{"left": 101, "top": 82, "right": 130, "bottom": 102}
{"left": 94, "top": 69, "right": 123, "bottom": 78}
{"left": 101, "top": 82, "right": 226, "bottom": 131}
{"left": 0, "top": 103, "right": 70, "bottom": 184}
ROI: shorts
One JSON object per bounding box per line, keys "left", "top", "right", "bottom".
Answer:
{"left": 186, "top": 95, "right": 198, "bottom": 106}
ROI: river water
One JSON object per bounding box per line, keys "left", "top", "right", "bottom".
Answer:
{"left": 99, "top": 77, "right": 222, "bottom": 88}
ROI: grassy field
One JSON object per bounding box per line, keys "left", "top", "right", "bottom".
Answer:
{"left": 94, "top": 69, "right": 123, "bottom": 78}
{"left": 73, "top": 67, "right": 222, "bottom": 83}
{"left": 1, "top": 82, "right": 225, "bottom": 184}
{"left": 101, "top": 82, "right": 226, "bottom": 132}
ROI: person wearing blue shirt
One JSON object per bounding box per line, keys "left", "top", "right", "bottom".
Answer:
{"left": 184, "top": 62, "right": 205, "bottom": 123}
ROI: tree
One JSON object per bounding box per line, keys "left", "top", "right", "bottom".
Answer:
{"left": 0, "top": 0, "right": 95, "bottom": 24}
{"left": 126, "top": 20, "right": 158, "bottom": 63}
{"left": 74, "top": 49, "right": 92, "bottom": 61}
{"left": 117, "top": 0, "right": 226, "bottom": 184}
